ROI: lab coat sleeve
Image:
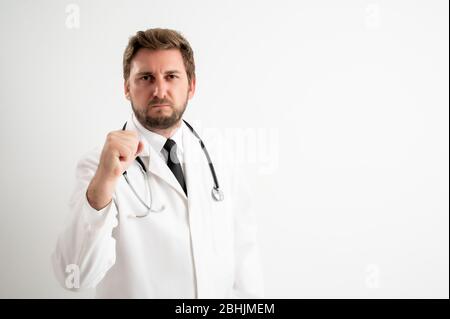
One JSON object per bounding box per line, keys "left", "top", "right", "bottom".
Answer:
{"left": 231, "top": 167, "right": 265, "bottom": 298}
{"left": 51, "top": 147, "right": 119, "bottom": 291}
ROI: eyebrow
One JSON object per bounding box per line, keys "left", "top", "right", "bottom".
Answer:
{"left": 135, "top": 70, "right": 182, "bottom": 76}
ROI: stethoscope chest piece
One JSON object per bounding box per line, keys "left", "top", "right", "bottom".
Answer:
{"left": 212, "top": 187, "right": 224, "bottom": 202}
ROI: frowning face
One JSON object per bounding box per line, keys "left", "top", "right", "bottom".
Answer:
{"left": 125, "top": 48, "right": 195, "bottom": 130}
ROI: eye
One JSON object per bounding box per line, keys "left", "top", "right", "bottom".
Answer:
{"left": 141, "top": 75, "right": 151, "bottom": 81}
{"left": 167, "top": 74, "right": 178, "bottom": 80}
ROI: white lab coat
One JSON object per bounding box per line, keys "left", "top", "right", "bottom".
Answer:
{"left": 51, "top": 116, "right": 264, "bottom": 298}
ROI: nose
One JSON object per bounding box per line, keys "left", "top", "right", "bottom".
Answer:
{"left": 152, "top": 77, "right": 167, "bottom": 99}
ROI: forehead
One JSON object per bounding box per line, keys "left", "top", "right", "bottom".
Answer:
{"left": 130, "top": 48, "right": 185, "bottom": 74}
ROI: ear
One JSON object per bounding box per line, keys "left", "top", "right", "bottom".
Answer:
{"left": 188, "top": 77, "right": 196, "bottom": 100}
{"left": 124, "top": 80, "right": 130, "bottom": 100}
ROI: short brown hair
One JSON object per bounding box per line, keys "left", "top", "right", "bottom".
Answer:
{"left": 123, "top": 28, "right": 195, "bottom": 83}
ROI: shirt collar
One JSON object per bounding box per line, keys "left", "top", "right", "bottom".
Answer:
{"left": 131, "top": 112, "right": 184, "bottom": 155}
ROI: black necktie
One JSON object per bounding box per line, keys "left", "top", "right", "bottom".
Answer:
{"left": 163, "top": 138, "right": 187, "bottom": 196}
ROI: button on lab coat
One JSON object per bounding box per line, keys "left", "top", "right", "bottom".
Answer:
{"left": 51, "top": 116, "right": 264, "bottom": 298}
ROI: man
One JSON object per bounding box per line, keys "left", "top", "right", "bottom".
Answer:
{"left": 51, "top": 28, "right": 264, "bottom": 298}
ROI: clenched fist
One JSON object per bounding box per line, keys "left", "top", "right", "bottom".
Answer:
{"left": 97, "top": 130, "right": 144, "bottom": 180}
{"left": 87, "top": 130, "right": 144, "bottom": 211}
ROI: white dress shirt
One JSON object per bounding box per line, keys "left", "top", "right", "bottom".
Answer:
{"left": 131, "top": 113, "right": 185, "bottom": 174}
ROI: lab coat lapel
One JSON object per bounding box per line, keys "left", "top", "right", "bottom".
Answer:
{"left": 182, "top": 121, "right": 210, "bottom": 206}
{"left": 124, "top": 116, "right": 188, "bottom": 201}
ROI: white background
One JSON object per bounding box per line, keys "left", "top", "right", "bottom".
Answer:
{"left": 0, "top": 0, "right": 448, "bottom": 298}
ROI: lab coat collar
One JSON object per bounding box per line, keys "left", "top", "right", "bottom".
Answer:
{"left": 123, "top": 114, "right": 187, "bottom": 200}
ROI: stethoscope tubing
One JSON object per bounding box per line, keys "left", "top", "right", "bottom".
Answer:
{"left": 121, "top": 119, "right": 223, "bottom": 217}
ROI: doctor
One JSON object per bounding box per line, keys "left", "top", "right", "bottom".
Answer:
{"left": 51, "top": 28, "right": 264, "bottom": 298}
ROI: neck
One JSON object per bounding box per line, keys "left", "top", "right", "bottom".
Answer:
{"left": 148, "top": 119, "right": 182, "bottom": 139}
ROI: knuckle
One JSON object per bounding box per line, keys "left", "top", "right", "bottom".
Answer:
{"left": 106, "top": 131, "right": 118, "bottom": 142}
{"left": 126, "top": 131, "right": 139, "bottom": 138}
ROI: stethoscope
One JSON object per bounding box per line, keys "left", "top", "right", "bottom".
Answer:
{"left": 122, "top": 120, "right": 224, "bottom": 217}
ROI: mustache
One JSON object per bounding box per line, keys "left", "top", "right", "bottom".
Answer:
{"left": 148, "top": 99, "right": 173, "bottom": 107}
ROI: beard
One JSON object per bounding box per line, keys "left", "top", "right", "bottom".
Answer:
{"left": 131, "top": 93, "right": 188, "bottom": 130}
